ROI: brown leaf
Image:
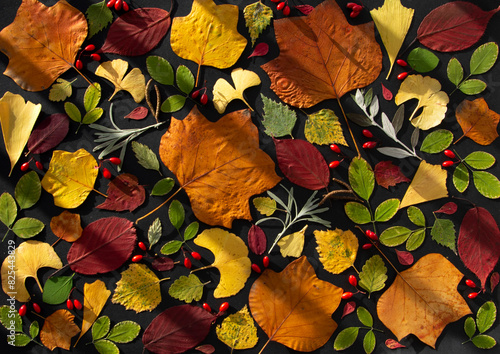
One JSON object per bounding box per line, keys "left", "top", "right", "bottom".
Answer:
{"left": 40, "top": 309, "right": 80, "bottom": 350}
{"left": 374, "top": 161, "right": 410, "bottom": 189}
{"left": 50, "top": 211, "right": 83, "bottom": 243}
{"left": 455, "top": 97, "right": 500, "bottom": 145}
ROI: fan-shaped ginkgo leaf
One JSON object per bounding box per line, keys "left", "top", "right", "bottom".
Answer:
{"left": 95, "top": 59, "right": 145, "bottom": 103}
{"left": 212, "top": 68, "right": 261, "bottom": 113}
{"left": 40, "top": 309, "right": 80, "bottom": 351}
{"left": 314, "top": 229, "right": 359, "bottom": 274}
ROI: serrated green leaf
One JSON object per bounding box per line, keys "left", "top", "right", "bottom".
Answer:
{"left": 94, "top": 339, "right": 119, "bottom": 354}
{"left": 472, "top": 335, "right": 496, "bottom": 349}
{"left": 380, "top": 226, "right": 412, "bottom": 247}
{"left": 470, "top": 42, "right": 498, "bottom": 75}
{"left": 168, "top": 274, "right": 204, "bottom": 303}
{"left": 84, "top": 82, "right": 101, "bottom": 112}
{"left": 374, "top": 199, "right": 399, "bottom": 222}
{"left": 363, "top": 330, "right": 376, "bottom": 354}
{"left": 216, "top": 305, "right": 258, "bottom": 350}
{"left": 0, "top": 305, "right": 22, "bottom": 332}
{"left": 49, "top": 78, "right": 74, "bottom": 102}
{"left": 244, "top": 1, "right": 273, "bottom": 46}
{"left": 147, "top": 218, "right": 162, "bottom": 249}
{"left": 344, "top": 202, "right": 371, "bottom": 224}
{"left": 12, "top": 333, "right": 31, "bottom": 347}
{"left": 431, "top": 218, "right": 456, "bottom": 253}
{"left": 169, "top": 200, "right": 184, "bottom": 230}
{"left": 459, "top": 79, "right": 487, "bottom": 95}
{"left": 420, "top": 129, "right": 453, "bottom": 153}
{"left": 146, "top": 56, "right": 174, "bottom": 85}
{"left": 160, "top": 240, "right": 183, "bottom": 255}
{"left": 357, "top": 307, "right": 373, "bottom": 327}
{"left": 29, "top": 320, "right": 39, "bottom": 339}
{"left": 473, "top": 171, "right": 500, "bottom": 199}
{"left": 82, "top": 107, "right": 104, "bottom": 125}
{"left": 406, "top": 229, "right": 426, "bottom": 251}
{"left": 334, "top": 327, "right": 360, "bottom": 351}
{"left": 0, "top": 192, "right": 16, "bottom": 228}
{"left": 407, "top": 206, "right": 425, "bottom": 227}
{"left": 477, "top": 301, "right": 496, "bottom": 334}
{"left": 151, "top": 178, "right": 175, "bottom": 196}
{"left": 359, "top": 255, "right": 387, "bottom": 295}
{"left": 464, "top": 151, "right": 495, "bottom": 170}
{"left": 453, "top": 163, "right": 470, "bottom": 193}
{"left": 107, "top": 320, "right": 140, "bottom": 343}
{"left": 86, "top": 1, "right": 113, "bottom": 38}
{"left": 92, "top": 316, "right": 111, "bottom": 341}
{"left": 304, "top": 109, "right": 347, "bottom": 146}
{"left": 349, "top": 157, "right": 375, "bottom": 201}
{"left": 42, "top": 274, "right": 74, "bottom": 305}
{"left": 15, "top": 171, "right": 41, "bottom": 210}
{"left": 183, "top": 222, "right": 199, "bottom": 241}
{"left": 176, "top": 65, "right": 195, "bottom": 95}
{"left": 448, "top": 58, "right": 464, "bottom": 86}
{"left": 161, "top": 95, "right": 187, "bottom": 113}
{"left": 64, "top": 101, "right": 81, "bottom": 123}
{"left": 464, "top": 317, "right": 476, "bottom": 339}
{"left": 261, "top": 94, "right": 297, "bottom": 137}
{"left": 407, "top": 47, "right": 439, "bottom": 73}
{"left": 131, "top": 141, "right": 160, "bottom": 173}
{"left": 12, "top": 218, "right": 44, "bottom": 239}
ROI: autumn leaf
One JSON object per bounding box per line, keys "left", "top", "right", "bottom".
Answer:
{"left": 374, "top": 161, "right": 410, "bottom": 189}
{"left": 0, "top": 0, "right": 87, "bottom": 91}
{"left": 49, "top": 78, "right": 74, "bottom": 102}
{"left": 395, "top": 75, "right": 449, "bottom": 130}
{"left": 358, "top": 255, "right": 388, "bottom": 296}
{"left": 261, "top": 0, "right": 382, "bottom": 108}
{"left": 253, "top": 197, "right": 276, "bottom": 216}
{"left": 1, "top": 240, "right": 62, "bottom": 302}
{"left": 124, "top": 106, "right": 148, "bottom": 120}
{"left": 455, "top": 98, "right": 500, "bottom": 145}
{"left": 247, "top": 224, "right": 267, "bottom": 255}
{"left": 377, "top": 253, "right": 471, "bottom": 348}
{"left": 169, "top": 274, "right": 205, "bottom": 304}
{"left": 97, "top": 173, "right": 146, "bottom": 212}
{"left": 27, "top": 113, "right": 70, "bottom": 155}
{"left": 95, "top": 59, "right": 145, "bottom": 103}
{"left": 304, "top": 109, "right": 347, "bottom": 146}
{"left": 249, "top": 256, "right": 343, "bottom": 352}
{"left": 40, "top": 309, "right": 80, "bottom": 351}
{"left": 216, "top": 305, "right": 258, "bottom": 350}
{"left": 50, "top": 211, "right": 83, "bottom": 243}
{"left": 244, "top": 1, "right": 273, "bottom": 46}
{"left": 260, "top": 94, "right": 297, "bottom": 138}
{"left": 248, "top": 42, "right": 269, "bottom": 58}
{"left": 315, "top": 228, "right": 358, "bottom": 274}
{"left": 278, "top": 225, "right": 307, "bottom": 258}
{"left": 76, "top": 280, "right": 111, "bottom": 345}
{"left": 212, "top": 68, "right": 261, "bottom": 113}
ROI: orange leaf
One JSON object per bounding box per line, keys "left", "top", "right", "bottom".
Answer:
{"left": 249, "top": 256, "right": 343, "bottom": 352}
{"left": 455, "top": 97, "right": 500, "bottom": 145}
{"left": 50, "top": 211, "right": 83, "bottom": 243}
{"left": 40, "top": 309, "right": 80, "bottom": 351}
{"left": 261, "top": 0, "right": 382, "bottom": 108}
{"left": 377, "top": 253, "right": 471, "bottom": 348}
{"left": 159, "top": 107, "right": 281, "bottom": 228}
{"left": 0, "top": 0, "right": 87, "bottom": 91}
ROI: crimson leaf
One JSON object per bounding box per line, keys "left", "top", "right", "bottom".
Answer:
{"left": 27, "top": 113, "right": 69, "bottom": 155}
{"left": 374, "top": 161, "right": 410, "bottom": 189}
{"left": 434, "top": 202, "right": 458, "bottom": 215}
{"left": 151, "top": 256, "right": 175, "bottom": 271}
{"left": 247, "top": 224, "right": 267, "bottom": 255}
{"left": 97, "top": 173, "right": 146, "bottom": 212}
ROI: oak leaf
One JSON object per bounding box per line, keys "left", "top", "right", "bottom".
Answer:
{"left": 374, "top": 161, "right": 410, "bottom": 189}
{"left": 159, "top": 107, "right": 280, "bottom": 228}
{"left": 455, "top": 98, "right": 500, "bottom": 145}
{"left": 261, "top": 0, "right": 382, "bottom": 108}
{"left": 314, "top": 229, "right": 358, "bottom": 274}
{"left": 40, "top": 309, "right": 80, "bottom": 350}
{"left": 249, "top": 256, "right": 343, "bottom": 352}
{"left": 76, "top": 280, "right": 111, "bottom": 345}
{"left": 0, "top": 0, "right": 87, "bottom": 91}
{"left": 377, "top": 253, "right": 471, "bottom": 348}
{"left": 212, "top": 68, "right": 261, "bottom": 113}
{"left": 216, "top": 305, "right": 258, "bottom": 350}
{"left": 95, "top": 59, "right": 145, "bottom": 103}
{"left": 50, "top": 211, "right": 83, "bottom": 243}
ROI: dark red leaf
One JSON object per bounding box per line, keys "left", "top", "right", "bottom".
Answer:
{"left": 417, "top": 2, "right": 500, "bottom": 52}
{"left": 381, "top": 83, "right": 393, "bottom": 101}
{"left": 395, "top": 249, "right": 414, "bottom": 266}
{"left": 374, "top": 161, "right": 410, "bottom": 189}
{"left": 274, "top": 138, "right": 329, "bottom": 190}
{"left": 99, "top": 8, "right": 171, "bottom": 56}
{"left": 142, "top": 305, "right": 217, "bottom": 354}
{"left": 295, "top": 4, "right": 314, "bottom": 15}
{"left": 248, "top": 224, "right": 267, "bottom": 255}
{"left": 248, "top": 42, "right": 269, "bottom": 58}
{"left": 341, "top": 301, "right": 356, "bottom": 319}
{"left": 434, "top": 202, "right": 458, "bottom": 215}
{"left": 152, "top": 256, "right": 175, "bottom": 271}
{"left": 385, "top": 338, "right": 406, "bottom": 349}
{"left": 124, "top": 106, "right": 149, "bottom": 120}
{"left": 458, "top": 207, "right": 500, "bottom": 290}
{"left": 490, "top": 272, "right": 500, "bottom": 292}
{"left": 195, "top": 344, "right": 215, "bottom": 354}
{"left": 97, "top": 173, "right": 146, "bottom": 212}
{"left": 27, "top": 113, "right": 69, "bottom": 155}
{"left": 67, "top": 217, "right": 136, "bottom": 275}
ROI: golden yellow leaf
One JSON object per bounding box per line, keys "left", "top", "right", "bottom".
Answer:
{"left": 41, "top": 149, "right": 99, "bottom": 209}
{"left": 314, "top": 228, "right": 358, "bottom": 274}
{"left": 193, "top": 228, "right": 251, "bottom": 298}
{"left": 50, "top": 210, "right": 83, "bottom": 243}
{"left": 40, "top": 309, "right": 80, "bottom": 351}
{"left": 377, "top": 253, "right": 471, "bottom": 348}
{"left": 370, "top": 0, "right": 414, "bottom": 79}
{"left": 216, "top": 305, "right": 258, "bottom": 350}
{"left": 395, "top": 75, "right": 449, "bottom": 130}
{"left": 213, "top": 68, "right": 261, "bottom": 113}
{"left": 95, "top": 59, "right": 145, "bottom": 103}
{"left": 76, "top": 280, "right": 110, "bottom": 345}
{"left": 252, "top": 197, "right": 276, "bottom": 216}
{"left": 0, "top": 92, "right": 41, "bottom": 176}
{"left": 304, "top": 109, "right": 347, "bottom": 146}
{"left": 278, "top": 225, "right": 308, "bottom": 258}
{"left": 1, "top": 240, "right": 62, "bottom": 302}
{"left": 399, "top": 160, "right": 448, "bottom": 209}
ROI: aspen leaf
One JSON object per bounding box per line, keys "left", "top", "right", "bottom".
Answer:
{"left": 40, "top": 309, "right": 80, "bottom": 351}
{"left": 304, "top": 109, "right": 347, "bottom": 146}
{"left": 50, "top": 211, "right": 83, "bottom": 243}
{"left": 95, "top": 59, "right": 145, "bottom": 103}
{"left": 76, "top": 280, "right": 111, "bottom": 345}
{"left": 377, "top": 253, "right": 471, "bottom": 348}
{"left": 216, "top": 305, "right": 258, "bottom": 350}
{"left": 455, "top": 98, "right": 500, "bottom": 146}
{"left": 315, "top": 229, "right": 358, "bottom": 274}
{"left": 253, "top": 197, "right": 276, "bottom": 216}
{"left": 278, "top": 225, "right": 307, "bottom": 258}
{"left": 244, "top": 1, "right": 273, "bottom": 46}
{"left": 212, "top": 68, "right": 261, "bottom": 114}
{"left": 168, "top": 274, "right": 204, "bottom": 303}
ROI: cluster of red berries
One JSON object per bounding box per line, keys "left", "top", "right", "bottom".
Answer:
{"left": 465, "top": 278, "right": 482, "bottom": 299}
{"left": 361, "top": 129, "right": 378, "bottom": 149}
{"left": 441, "top": 149, "right": 457, "bottom": 168}
{"left": 396, "top": 59, "right": 410, "bottom": 80}
{"left": 328, "top": 144, "right": 346, "bottom": 169}
{"left": 107, "top": 0, "right": 130, "bottom": 11}
{"left": 271, "top": 0, "right": 291, "bottom": 16}
{"left": 20, "top": 158, "right": 43, "bottom": 172}
{"left": 346, "top": 2, "right": 363, "bottom": 18}
{"left": 98, "top": 157, "right": 121, "bottom": 179}
{"left": 191, "top": 87, "right": 208, "bottom": 106}
{"left": 75, "top": 44, "right": 100, "bottom": 70}
{"left": 131, "top": 241, "right": 202, "bottom": 269}
{"left": 18, "top": 302, "right": 41, "bottom": 316}
{"left": 202, "top": 301, "right": 229, "bottom": 314}
{"left": 361, "top": 229, "right": 378, "bottom": 250}
{"left": 66, "top": 298, "right": 83, "bottom": 311}
{"left": 251, "top": 255, "right": 270, "bottom": 274}
{"left": 341, "top": 274, "right": 366, "bottom": 300}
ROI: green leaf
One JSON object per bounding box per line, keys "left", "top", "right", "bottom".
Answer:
{"left": 470, "top": 42, "right": 499, "bottom": 75}
{"left": 358, "top": 255, "right": 388, "bottom": 295}
{"left": 244, "top": 1, "right": 273, "bottom": 46}
{"left": 0, "top": 192, "right": 16, "bottom": 228}
{"left": 131, "top": 141, "right": 160, "bottom": 173}
{"left": 146, "top": 56, "right": 174, "bottom": 85}
{"left": 363, "top": 330, "right": 376, "bottom": 354}
{"left": 12, "top": 333, "right": 31, "bottom": 347}
{"left": 453, "top": 163, "right": 470, "bottom": 193}
{"left": 447, "top": 58, "right": 464, "bottom": 86}
{"left": 344, "top": 202, "right": 371, "bottom": 224}
{"left": 42, "top": 274, "right": 74, "bottom": 305}
{"left": 49, "top": 78, "right": 74, "bottom": 102}
{"left": 160, "top": 240, "right": 183, "bottom": 255}
{"left": 477, "top": 301, "right": 497, "bottom": 334}
{"left": 406, "top": 229, "right": 426, "bottom": 251}
{"left": 12, "top": 218, "right": 44, "bottom": 239}
{"left": 169, "top": 200, "right": 185, "bottom": 230}
{"left": 407, "top": 206, "right": 425, "bottom": 227}
{"left": 407, "top": 47, "right": 439, "bottom": 73}
{"left": 15, "top": 171, "right": 41, "bottom": 210}
{"left": 84, "top": 82, "right": 101, "bottom": 112}
{"left": 464, "top": 151, "right": 495, "bottom": 170}
{"left": 431, "top": 218, "right": 456, "bottom": 253}
{"left": 147, "top": 218, "right": 162, "bottom": 249}
{"left": 94, "top": 339, "right": 120, "bottom": 354}
{"left": 151, "top": 178, "right": 175, "bottom": 196}
{"left": 304, "top": 109, "right": 347, "bottom": 146}
{"left": 168, "top": 274, "right": 205, "bottom": 303}
{"left": 0, "top": 305, "right": 22, "bottom": 332}
{"left": 349, "top": 157, "right": 375, "bottom": 201}
{"left": 64, "top": 101, "right": 81, "bottom": 123}
{"left": 459, "top": 79, "right": 487, "bottom": 95}
{"left": 380, "top": 226, "right": 412, "bottom": 247}
{"left": 464, "top": 317, "right": 476, "bottom": 339}
{"left": 261, "top": 94, "right": 297, "bottom": 137}
{"left": 472, "top": 335, "right": 496, "bottom": 349}
{"left": 92, "top": 316, "right": 111, "bottom": 341}
{"left": 346, "top": 113, "right": 374, "bottom": 127}
{"left": 161, "top": 95, "right": 187, "bottom": 113}
{"left": 82, "top": 107, "right": 104, "bottom": 124}
{"left": 183, "top": 221, "right": 199, "bottom": 241}
{"left": 374, "top": 199, "right": 400, "bottom": 222}
{"left": 86, "top": 1, "right": 113, "bottom": 38}
{"left": 357, "top": 307, "right": 373, "bottom": 327}
{"left": 420, "top": 129, "right": 453, "bottom": 153}
{"left": 29, "top": 320, "right": 39, "bottom": 339}
{"left": 473, "top": 171, "right": 500, "bottom": 199}
{"left": 334, "top": 327, "right": 360, "bottom": 351}
{"left": 176, "top": 65, "right": 195, "bottom": 95}
{"left": 107, "top": 320, "right": 141, "bottom": 343}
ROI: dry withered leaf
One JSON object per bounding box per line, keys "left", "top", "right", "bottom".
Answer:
{"left": 455, "top": 98, "right": 500, "bottom": 145}
{"left": 40, "top": 309, "right": 80, "bottom": 350}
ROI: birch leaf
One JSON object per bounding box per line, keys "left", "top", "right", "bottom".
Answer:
{"left": 244, "top": 1, "right": 273, "bottom": 46}
{"left": 168, "top": 274, "right": 204, "bottom": 303}
{"left": 49, "top": 78, "right": 74, "bottom": 102}
{"left": 261, "top": 94, "right": 297, "bottom": 138}
{"left": 253, "top": 197, "right": 276, "bottom": 216}
{"left": 95, "top": 59, "right": 145, "bottom": 103}
{"left": 304, "top": 109, "right": 347, "bottom": 146}
{"left": 86, "top": 0, "right": 113, "bottom": 38}
{"left": 40, "top": 310, "right": 80, "bottom": 351}
{"left": 213, "top": 68, "right": 261, "bottom": 114}
{"left": 76, "top": 280, "right": 111, "bottom": 345}
{"left": 359, "top": 255, "right": 388, "bottom": 296}
{"left": 314, "top": 228, "right": 358, "bottom": 274}
{"left": 278, "top": 225, "right": 307, "bottom": 258}
{"left": 216, "top": 305, "right": 258, "bottom": 350}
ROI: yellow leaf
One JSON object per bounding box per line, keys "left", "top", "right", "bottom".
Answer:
{"left": 252, "top": 197, "right": 276, "bottom": 216}
{"left": 370, "top": 0, "right": 414, "bottom": 79}
{"left": 304, "top": 109, "right": 347, "bottom": 146}
{"left": 314, "top": 228, "right": 358, "bottom": 274}
{"left": 95, "top": 59, "right": 145, "bottom": 103}
{"left": 399, "top": 160, "right": 448, "bottom": 209}
{"left": 1, "top": 240, "right": 62, "bottom": 303}
{"left": 41, "top": 149, "right": 99, "bottom": 209}
{"left": 216, "top": 305, "right": 258, "bottom": 350}
{"left": 194, "top": 228, "right": 251, "bottom": 298}
{"left": 213, "top": 68, "right": 261, "bottom": 113}
{"left": 278, "top": 225, "right": 308, "bottom": 258}
{"left": 40, "top": 309, "right": 80, "bottom": 351}
{"left": 76, "top": 280, "right": 110, "bottom": 345}
{"left": 395, "top": 75, "right": 449, "bottom": 130}
{"left": 0, "top": 92, "right": 41, "bottom": 176}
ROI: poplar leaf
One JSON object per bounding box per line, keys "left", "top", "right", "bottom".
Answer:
{"left": 49, "top": 78, "right": 73, "bottom": 102}
{"left": 50, "top": 211, "right": 83, "bottom": 243}
{"left": 148, "top": 218, "right": 162, "bottom": 249}
{"left": 40, "top": 309, "right": 80, "bottom": 351}
{"left": 278, "top": 225, "right": 307, "bottom": 258}
{"left": 131, "top": 141, "right": 161, "bottom": 174}
{"left": 244, "top": 1, "right": 273, "bottom": 46}
{"left": 95, "top": 59, "right": 145, "bottom": 103}
{"left": 359, "top": 255, "right": 388, "bottom": 296}
{"left": 168, "top": 274, "right": 204, "bottom": 303}
{"left": 86, "top": 0, "right": 113, "bottom": 38}
{"left": 431, "top": 218, "right": 456, "bottom": 253}
{"left": 216, "top": 305, "right": 258, "bottom": 350}
{"left": 261, "top": 94, "right": 297, "bottom": 137}
{"left": 253, "top": 197, "right": 276, "bottom": 216}
{"left": 420, "top": 129, "right": 453, "bottom": 153}
{"left": 76, "top": 280, "right": 111, "bottom": 345}
{"left": 15, "top": 171, "right": 41, "bottom": 210}
{"left": 213, "top": 68, "right": 261, "bottom": 114}
{"left": 304, "top": 109, "right": 347, "bottom": 146}
{"left": 314, "top": 229, "right": 358, "bottom": 274}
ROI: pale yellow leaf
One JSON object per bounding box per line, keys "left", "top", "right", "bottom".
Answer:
{"left": 314, "top": 228, "right": 358, "bottom": 274}
{"left": 76, "top": 280, "right": 110, "bottom": 345}
{"left": 216, "top": 305, "right": 258, "bottom": 350}
{"left": 95, "top": 59, "right": 145, "bottom": 103}
{"left": 252, "top": 197, "right": 276, "bottom": 216}
{"left": 278, "top": 225, "right": 307, "bottom": 258}
{"left": 213, "top": 68, "right": 261, "bottom": 113}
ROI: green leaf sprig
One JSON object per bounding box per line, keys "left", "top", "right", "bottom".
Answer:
{"left": 463, "top": 301, "right": 497, "bottom": 349}
{"left": 334, "top": 307, "right": 383, "bottom": 354}
{"left": 0, "top": 191, "right": 44, "bottom": 242}
{"left": 91, "top": 316, "right": 141, "bottom": 353}
{"left": 0, "top": 306, "right": 42, "bottom": 347}
{"left": 160, "top": 200, "right": 200, "bottom": 255}
{"left": 380, "top": 206, "right": 427, "bottom": 251}
{"left": 64, "top": 83, "right": 103, "bottom": 133}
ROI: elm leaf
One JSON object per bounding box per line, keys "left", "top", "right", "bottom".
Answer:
{"left": 304, "top": 109, "right": 347, "bottom": 146}
{"left": 244, "top": 1, "right": 273, "bottom": 46}
{"left": 216, "top": 305, "right": 258, "bottom": 350}
{"left": 349, "top": 157, "right": 375, "bottom": 201}
{"left": 131, "top": 141, "right": 160, "bottom": 174}
{"left": 86, "top": 0, "right": 113, "bottom": 38}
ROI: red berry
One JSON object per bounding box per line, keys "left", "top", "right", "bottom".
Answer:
{"left": 468, "top": 292, "right": 479, "bottom": 299}
{"left": 20, "top": 162, "right": 30, "bottom": 171}
{"left": 330, "top": 144, "right": 341, "bottom": 154}
{"left": 90, "top": 53, "right": 101, "bottom": 61}
{"left": 465, "top": 279, "right": 477, "bottom": 288}
{"left": 348, "top": 275, "right": 358, "bottom": 287}
{"left": 191, "top": 89, "right": 200, "bottom": 99}
{"left": 277, "top": 2, "right": 285, "bottom": 11}
{"left": 251, "top": 263, "right": 262, "bottom": 273}
{"left": 35, "top": 161, "right": 43, "bottom": 171}
{"left": 219, "top": 302, "right": 229, "bottom": 313}
{"left": 122, "top": 1, "right": 129, "bottom": 11}
{"left": 362, "top": 129, "right": 373, "bottom": 138}
{"left": 184, "top": 257, "right": 192, "bottom": 269}
{"left": 73, "top": 299, "right": 83, "bottom": 310}
{"left": 397, "top": 72, "right": 408, "bottom": 80}
{"left": 444, "top": 150, "right": 456, "bottom": 159}
{"left": 84, "top": 44, "right": 96, "bottom": 52}
{"left": 18, "top": 304, "right": 27, "bottom": 316}
{"left": 102, "top": 167, "right": 112, "bottom": 179}
{"left": 362, "top": 243, "right": 373, "bottom": 250}
{"left": 132, "top": 255, "right": 143, "bottom": 262}
{"left": 352, "top": 5, "right": 363, "bottom": 12}
{"left": 203, "top": 303, "right": 212, "bottom": 312}
{"left": 66, "top": 299, "right": 74, "bottom": 310}
{"left": 341, "top": 292, "right": 353, "bottom": 300}
{"left": 397, "top": 59, "right": 408, "bottom": 67}
{"left": 138, "top": 242, "right": 147, "bottom": 251}
{"left": 365, "top": 230, "right": 378, "bottom": 241}
{"left": 350, "top": 10, "right": 361, "bottom": 18}
{"left": 263, "top": 256, "right": 270, "bottom": 268}
{"left": 191, "top": 251, "right": 202, "bottom": 260}
{"left": 442, "top": 160, "right": 454, "bottom": 168}
{"left": 329, "top": 161, "right": 340, "bottom": 169}
{"left": 115, "top": 0, "right": 123, "bottom": 11}
{"left": 346, "top": 2, "right": 357, "bottom": 9}
{"left": 107, "top": 0, "right": 116, "bottom": 8}
{"left": 283, "top": 5, "right": 290, "bottom": 16}
{"left": 32, "top": 302, "right": 41, "bottom": 313}
{"left": 200, "top": 93, "right": 208, "bottom": 105}
{"left": 75, "top": 59, "right": 83, "bottom": 70}
{"left": 362, "top": 141, "right": 377, "bottom": 149}
{"left": 109, "top": 157, "right": 121, "bottom": 165}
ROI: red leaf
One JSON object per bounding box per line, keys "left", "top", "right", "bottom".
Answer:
{"left": 97, "top": 173, "right": 146, "bottom": 212}
{"left": 294, "top": 5, "right": 315, "bottom": 15}
{"left": 341, "top": 301, "right": 356, "bottom": 319}
{"left": 248, "top": 43, "right": 269, "bottom": 58}
{"left": 396, "top": 249, "right": 414, "bottom": 266}
{"left": 490, "top": 272, "right": 500, "bottom": 292}
{"left": 27, "top": 113, "right": 70, "bottom": 155}
{"left": 151, "top": 256, "right": 175, "bottom": 271}
{"left": 248, "top": 224, "right": 267, "bottom": 255}
{"left": 385, "top": 338, "right": 406, "bottom": 349}
{"left": 417, "top": 2, "right": 500, "bottom": 52}
{"left": 195, "top": 344, "right": 215, "bottom": 354}
{"left": 124, "top": 106, "right": 149, "bottom": 120}
{"left": 381, "top": 83, "right": 393, "bottom": 101}
{"left": 458, "top": 207, "right": 500, "bottom": 290}
{"left": 142, "top": 305, "right": 217, "bottom": 354}
{"left": 434, "top": 202, "right": 458, "bottom": 215}
{"left": 274, "top": 138, "right": 329, "bottom": 190}
{"left": 99, "top": 8, "right": 171, "bottom": 56}
{"left": 374, "top": 161, "right": 410, "bottom": 189}
{"left": 67, "top": 217, "right": 136, "bottom": 275}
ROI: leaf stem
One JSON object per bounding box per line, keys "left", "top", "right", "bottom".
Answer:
{"left": 336, "top": 97, "right": 360, "bottom": 157}
{"left": 136, "top": 187, "right": 183, "bottom": 224}
{"left": 2, "top": 229, "right": 10, "bottom": 242}
{"left": 35, "top": 277, "right": 44, "bottom": 294}
{"left": 190, "top": 265, "right": 214, "bottom": 273}
{"left": 93, "top": 188, "right": 108, "bottom": 198}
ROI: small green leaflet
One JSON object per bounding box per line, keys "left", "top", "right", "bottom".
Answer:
{"left": 93, "top": 316, "right": 111, "bottom": 341}
{"left": 304, "top": 109, "right": 347, "bottom": 146}
{"left": 407, "top": 47, "right": 439, "bottom": 73}
{"left": 380, "top": 226, "right": 412, "bottom": 247}
{"left": 64, "top": 83, "right": 103, "bottom": 130}
{"left": 169, "top": 200, "right": 185, "bottom": 230}
{"left": 476, "top": 301, "right": 496, "bottom": 334}
{"left": 464, "top": 302, "right": 497, "bottom": 349}
{"left": 453, "top": 162, "right": 469, "bottom": 193}
{"left": 42, "top": 274, "right": 75, "bottom": 305}
{"left": 106, "top": 321, "right": 141, "bottom": 343}
{"left": 151, "top": 178, "right": 175, "bottom": 196}
{"left": 184, "top": 222, "right": 199, "bottom": 241}
{"left": 459, "top": 80, "right": 487, "bottom": 95}
{"left": 464, "top": 317, "right": 476, "bottom": 339}
{"left": 357, "top": 307, "right": 373, "bottom": 327}
{"left": 131, "top": 141, "right": 161, "bottom": 174}
{"left": 161, "top": 95, "right": 186, "bottom": 113}
{"left": 452, "top": 153, "right": 500, "bottom": 198}
{"left": 334, "top": 327, "right": 359, "bottom": 351}
{"left": 260, "top": 94, "right": 297, "bottom": 137}
{"left": 334, "top": 307, "right": 377, "bottom": 353}
{"left": 148, "top": 218, "right": 162, "bottom": 249}
{"left": 244, "top": 1, "right": 273, "bottom": 46}
{"left": 363, "top": 330, "right": 376, "bottom": 354}
{"left": 85, "top": 0, "right": 113, "bottom": 38}
{"left": 92, "top": 316, "right": 140, "bottom": 353}
{"left": 473, "top": 171, "right": 500, "bottom": 198}
{"left": 358, "top": 255, "right": 387, "bottom": 296}
{"left": 147, "top": 56, "right": 174, "bottom": 85}
{"left": 0, "top": 192, "right": 16, "bottom": 228}
{"left": 349, "top": 157, "right": 375, "bottom": 201}
{"left": 420, "top": 129, "right": 453, "bottom": 153}
{"left": 15, "top": 171, "right": 41, "bottom": 210}
{"left": 161, "top": 240, "right": 183, "bottom": 255}
{"left": 448, "top": 58, "right": 464, "bottom": 86}
{"left": 94, "top": 339, "right": 119, "bottom": 354}
{"left": 29, "top": 321, "right": 39, "bottom": 340}
{"left": 406, "top": 229, "right": 426, "bottom": 251}
{"left": 84, "top": 82, "right": 101, "bottom": 112}
{"left": 0, "top": 306, "right": 35, "bottom": 347}
{"left": 470, "top": 42, "right": 499, "bottom": 76}
{"left": 12, "top": 218, "right": 44, "bottom": 239}
{"left": 431, "top": 218, "right": 456, "bottom": 253}
{"left": 168, "top": 274, "right": 205, "bottom": 303}
{"left": 472, "top": 335, "right": 496, "bottom": 349}
{"left": 49, "top": 78, "right": 75, "bottom": 102}
{"left": 373, "top": 199, "right": 400, "bottom": 222}
{"left": 407, "top": 206, "right": 425, "bottom": 227}
{"left": 0, "top": 305, "right": 22, "bottom": 332}
{"left": 344, "top": 202, "right": 371, "bottom": 224}
{"left": 464, "top": 151, "right": 496, "bottom": 170}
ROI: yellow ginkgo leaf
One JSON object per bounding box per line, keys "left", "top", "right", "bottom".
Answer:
{"left": 252, "top": 197, "right": 277, "bottom": 216}
{"left": 399, "top": 160, "right": 448, "bottom": 209}
{"left": 278, "top": 225, "right": 308, "bottom": 258}
{"left": 1, "top": 240, "right": 62, "bottom": 302}
{"left": 41, "top": 149, "right": 99, "bottom": 209}
{"left": 371, "top": 0, "right": 414, "bottom": 79}
{"left": 213, "top": 68, "right": 261, "bottom": 113}
{"left": 395, "top": 75, "right": 449, "bottom": 130}
{"left": 0, "top": 92, "right": 41, "bottom": 176}
{"left": 194, "top": 228, "right": 251, "bottom": 298}
{"left": 314, "top": 228, "right": 358, "bottom": 274}
{"left": 216, "top": 305, "right": 258, "bottom": 350}
{"left": 75, "top": 280, "right": 110, "bottom": 345}
{"left": 95, "top": 59, "right": 145, "bottom": 103}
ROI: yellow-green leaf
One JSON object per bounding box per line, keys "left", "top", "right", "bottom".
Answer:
{"left": 212, "top": 68, "right": 261, "bottom": 113}
{"left": 278, "top": 225, "right": 307, "bottom": 258}
{"left": 244, "top": 1, "right": 273, "bottom": 46}
{"left": 95, "top": 59, "right": 145, "bottom": 103}
{"left": 304, "top": 109, "right": 347, "bottom": 146}
{"left": 49, "top": 78, "right": 74, "bottom": 102}
{"left": 252, "top": 197, "right": 276, "bottom": 216}
{"left": 168, "top": 274, "right": 204, "bottom": 303}
{"left": 216, "top": 305, "right": 258, "bottom": 350}
{"left": 314, "top": 228, "right": 358, "bottom": 274}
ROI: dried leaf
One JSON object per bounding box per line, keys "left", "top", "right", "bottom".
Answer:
{"left": 248, "top": 42, "right": 269, "bottom": 58}
{"left": 49, "top": 78, "right": 74, "bottom": 102}
{"left": 216, "top": 305, "right": 258, "bottom": 350}
{"left": 295, "top": 4, "right": 315, "bottom": 15}
{"left": 27, "top": 113, "right": 70, "bottom": 155}
{"left": 124, "top": 106, "right": 148, "bottom": 120}
{"left": 244, "top": 1, "right": 273, "bottom": 46}
{"left": 395, "top": 249, "right": 414, "bottom": 266}
{"left": 151, "top": 257, "right": 175, "bottom": 272}
{"left": 97, "top": 173, "right": 146, "bottom": 212}
{"left": 86, "top": 0, "right": 113, "bottom": 38}
{"left": 304, "top": 109, "right": 347, "bottom": 146}
{"left": 374, "top": 161, "right": 410, "bottom": 189}
{"left": 341, "top": 301, "right": 356, "bottom": 319}
{"left": 434, "top": 202, "right": 458, "bottom": 215}
{"left": 455, "top": 98, "right": 500, "bottom": 146}
{"left": 315, "top": 228, "right": 358, "bottom": 274}
{"left": 248, "top": 224, "right": 267, "bottom": 255}
{"left": 40, "top": 309, "right": 80, "bottom": 351}
{"left": 431, "top": 218, "right": 456, "bottom": 253}
{"left": 212, "top": 68, "right": 261, "bottom": 114}
{"left": 168, "top": 274, "right": 204, "bottom": 303}
{"left": 490, "top": 272, "right": 500, "bottom": 292}
{"left": 385, "top": 338, "right": 406, "bottom": 349}
{"left": 131, "top": 141, "right": 161, "bottom": 174}
{"left": 76, "top": 280, "right": 111, "bottom": 345}
{"left": 278, "top": 225, "right": 307, "bottom": 258}
{"left": 253, "top": 197, "right": 276, "bottom": 216}
{"left": 260, "top": 94, "right": 297, "bottom": 137}
{"left": 95, "top": 59, "right": 145, "bottom": 103}
{"left": 50, "top": 211, "right": 82, "bottom": 243}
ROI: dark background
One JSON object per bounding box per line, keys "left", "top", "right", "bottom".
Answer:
{"left": 0, "top": 0, "right": 499, "bottom": 353}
